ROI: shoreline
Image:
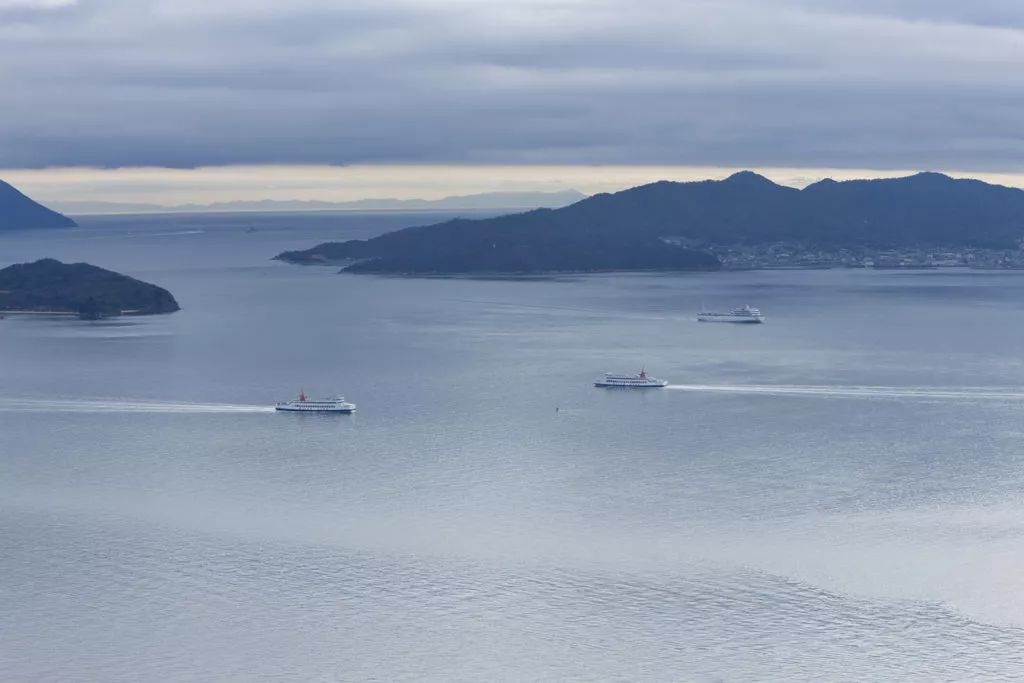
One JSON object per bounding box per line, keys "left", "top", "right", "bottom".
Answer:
{"left": 0, "top": 309, "right": 78, "bottom": 316}
{"left": 0, "top": 309, "right": 166, "bottom": 317}
{"left": 274, "top": 262, "right": 1024, "bottom": 276}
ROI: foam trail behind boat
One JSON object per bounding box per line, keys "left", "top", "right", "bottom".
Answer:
{"left": 0, "top": 398, "right": 275, "bottom": 413}
{"left": 665, "top": 384, "right": 1024, "bottom": 401}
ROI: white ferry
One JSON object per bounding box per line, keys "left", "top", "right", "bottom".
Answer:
{"left": 595, "top": 369, "right": 669, "bottom": 388}
{"left": 697, "top": 305, "right": 765, "bottom": 323}
{"left": 275, "top": 391, "right": 356, "bottom": 413}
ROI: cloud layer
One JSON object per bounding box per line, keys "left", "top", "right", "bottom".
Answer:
{"left": 2, "top": 0, "right": 1024, "bottom": 170}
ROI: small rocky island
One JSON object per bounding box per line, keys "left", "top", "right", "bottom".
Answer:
{"left": 0, "top": 259, "right": 180, "bottom": 319}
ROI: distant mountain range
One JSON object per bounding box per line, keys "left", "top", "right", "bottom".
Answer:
{"left": 276, "top": 171, "right": 1024, "bottom": 274}
{"left": 0, "top": 180, "right": 76, "bottom": 231}
{"left": 52, "top": 190, "right": 588, "bottom": 215}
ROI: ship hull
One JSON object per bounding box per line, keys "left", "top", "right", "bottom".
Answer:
{"left": 697, "top": 315, "right": 764, "bottom": 323}
{"left": 275, "top": 404, "right": 355, "bottom": 413}
{"left": 594, "top": 381, "right": 668, "bottom": 388}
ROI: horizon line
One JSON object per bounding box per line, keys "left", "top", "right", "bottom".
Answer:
{"left": 7, "top": 164, "right": 1024, "bottom": 208}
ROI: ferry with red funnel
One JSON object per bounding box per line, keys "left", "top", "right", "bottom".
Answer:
{"left": 275, "top": 391, "right": 356, "bottom": 413}
{"left": 595, "top": 369, "right": 668, "bottom": 388}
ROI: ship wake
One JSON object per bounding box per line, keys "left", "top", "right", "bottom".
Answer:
{"left": 666, "top": 384, "right": 1024, "bottom": 402}
{"left": 0, "top": 398, "right": 275, "bottom": 414}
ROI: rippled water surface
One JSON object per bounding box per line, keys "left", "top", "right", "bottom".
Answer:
{"left": 3, "top": 213, "right": 1024, "bottom": 681}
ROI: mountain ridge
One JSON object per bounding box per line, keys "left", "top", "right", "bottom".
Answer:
{"left": 275, "top": 171, "right": 1024, "bottom": 275}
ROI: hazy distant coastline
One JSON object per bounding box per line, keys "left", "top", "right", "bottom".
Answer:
{"left": 53, "top": 190, "right": 588, "bottom": 216}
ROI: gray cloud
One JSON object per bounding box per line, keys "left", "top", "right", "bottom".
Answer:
{"left": 2, "top": 0, "right": 1024, "bottom": 170}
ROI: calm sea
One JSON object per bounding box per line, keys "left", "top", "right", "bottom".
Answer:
{"left": 3, "top": 212, "right": 1024, "bottom": 681}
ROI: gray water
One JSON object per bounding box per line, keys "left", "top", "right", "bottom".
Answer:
{"left": 3, "top": 213, "right": 1024, "bottom": 681}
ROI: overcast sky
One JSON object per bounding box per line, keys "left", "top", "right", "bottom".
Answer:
{"left": 3, "top": 0, "right": 1024, "bottom": 201}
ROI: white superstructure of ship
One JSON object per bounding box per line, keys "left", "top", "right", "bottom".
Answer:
{"left": 275, "top": 390, "right": 356, "bottom": 413}
{"left": 697, "top": 304, "right": 765, "bottom": 323}
{"left": 594, "top": 369, "right": 668, "bottom": 388}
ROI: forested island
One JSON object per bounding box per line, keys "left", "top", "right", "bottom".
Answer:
{"left": 277, "top": 224, "right": 721, "bottom": 273}
{"left": 275, "top": 171, "right": 1024, "bottom": 274}
{"left": 0, "top": 259, "right": 179, "bottom": 318}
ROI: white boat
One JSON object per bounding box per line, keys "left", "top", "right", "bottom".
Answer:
{"left": 697, "top": 305, "right": 764, "bottom": 323}
{"left": 275, "top": 391, "right": 356, "bottom": 413}
{"left": 595, "top": 369, "right": 668, "bottom": 388}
